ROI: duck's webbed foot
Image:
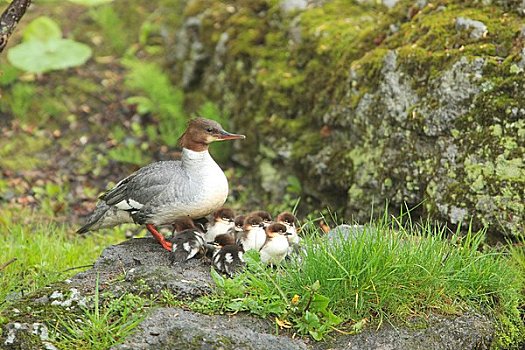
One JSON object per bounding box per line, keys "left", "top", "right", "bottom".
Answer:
{"left": 146, "top": 224, "right": 172, "bottom": 251}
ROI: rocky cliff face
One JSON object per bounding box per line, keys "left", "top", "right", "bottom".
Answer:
{"left": 169, "top": 0, "right": 524, "bottom": 238}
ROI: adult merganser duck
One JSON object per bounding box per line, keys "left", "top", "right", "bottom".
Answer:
{"left": 204, "top": 207, "right": 235, "bottom": 243}
{"left": 259, "top": 223, "right": 290, "bottom": 265}
{"left": 238, "top": 214, "right": 266, "bottom": 251}
{"left": 212, "top": 234, "right": 245, "bottom": 277}
{"left": 76, "top": 118, "right": 245, "bottom": 251}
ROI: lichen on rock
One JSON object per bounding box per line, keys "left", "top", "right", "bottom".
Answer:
{"left": 168, "top": 0, "right": 524, "bottom": 238}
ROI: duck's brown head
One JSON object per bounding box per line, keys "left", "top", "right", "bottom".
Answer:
{"left": 276, "top": 212, "right": 297, "bottom": 226}
{"left": 179, "top": 118, "right": 245, "bottom": 152}
{"left": 249, "top": 210, "right": 272, "bottom": 226}
{"left": 172, "top": 217, "right": 196, "bottom": 233}
{"left": 212, "top": 207, "right": 235, "bottom": 223}
{"left": 265, "top": 223, "right": 288, "bottom": 238}
{"left": 243, "top": 214, "right": 263, "bottom": 230}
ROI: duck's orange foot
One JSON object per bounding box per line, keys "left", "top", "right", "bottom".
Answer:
{"left": 146, "top": 224, "right": 173, "bottom": 251}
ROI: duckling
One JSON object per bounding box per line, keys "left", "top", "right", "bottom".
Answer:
{"left": 238, "top": 214, "right": 266, "bottom": 251}
{"left": 249, "top": 210, "right": 272, "bottom": 228}
{"left": 168, "top": 224, "right": 205, "bottom": 263}
{"left": 204, "top": 207, "right": 235, "bottom": 243}
{"left": 227, "top": 215, "right": 246, "bottom": 242}
{"left": 171, "top": 216, "right": 199, "bottom": 234}
{"left": 276, "top": 211, "right": 301, "bottom": 256}
{"left": 259, "top": 223, "right": 290, "bottom": 265}
{"left": 212, "top": 234, "right": 245, "bottom": 277}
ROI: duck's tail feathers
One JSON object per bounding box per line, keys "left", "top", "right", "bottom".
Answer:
{"left": 76, "top": 202, "right": 111, "bottom": 234}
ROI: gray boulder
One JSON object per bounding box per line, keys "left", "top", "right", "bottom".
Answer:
{"left": 167, "top": 1, "right": 524, "bottom": 238}
{"left": 112, "top": 308, "right": 307, "bottom": 350}
{"left": 0, "top": 238, "right": 496, "bottom": 349}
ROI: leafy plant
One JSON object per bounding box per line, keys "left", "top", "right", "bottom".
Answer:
{"left": 108, "top": 143, "right": 150, "bottom": 166}
{"left": 191, "top": 250, "right": 341, "bottom": 340}
{"left": 89, "top": 5, "right": 130, "bottom": 55}
{"left": 2, "top": 83, "right": 35, "bottom": 118}
{"left": 288, "top": 280, "right": 342, "bottom": 340}
{"left": 123, "top": 59, "right": 186, "bottom": 147}
{"left": 106, "top": 122, "right": 151, "bottom": 165}
{"left": 0, "top": 64, "right": 21, "bottom": 86}
{"left": 7, "top": 16, "right": 92, "bottom": 74}
{"left": 0, "top": 133, "right": 51, "bottom": 170}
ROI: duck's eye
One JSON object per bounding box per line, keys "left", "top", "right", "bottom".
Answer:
{"left": 206, "top": 127, "right": 213, "bottom": 132}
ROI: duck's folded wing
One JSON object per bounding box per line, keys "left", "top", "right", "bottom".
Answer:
{"left": 100, "top": 161, "right": 182, "bottom": 211}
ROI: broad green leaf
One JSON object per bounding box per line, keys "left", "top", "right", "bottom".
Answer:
{"left": 244, "top": 249, "right": 261, "bottom": 265}
{"left": 310, "top": 293, "right": 330, "bottom": 312}
{"left": 0, "top": 64, "right": 21, "bottom": 86}
{"left": 23, "top": 17, "right": 62, "bottom": 42}
{"left": 8, "top": 39, "right": 92, "bottom": 73}
{"left": 303, "top": 310, "right": 320, "bottom": 327}
{"left": 309, "top": 330, "right": 323, "bottom": 341}
{"left": 323, "top": 309, "right": 343, "bottom": 326}
{"left": 210, "top": 268, "right": 225, "bottom": 288}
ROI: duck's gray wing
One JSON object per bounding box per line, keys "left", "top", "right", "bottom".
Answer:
{"left": 100, "top": 160, "right": 182, "bottom": 212}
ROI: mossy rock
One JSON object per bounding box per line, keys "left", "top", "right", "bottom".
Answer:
{"left": 167, "top": 0, "right": 524, "bottom": 238}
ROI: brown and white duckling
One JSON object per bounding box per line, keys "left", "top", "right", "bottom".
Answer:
{"left": 276, "top": 212, "right": 301, "bottom": 256}
{"left": 172, "top": 216, "right": 199, "bottom": 234}
{"left": 204, "top": 207, "right": 235, "bottom": 243}
{"left": 249, "top": 210, "right": 272, "bottom": 228}
{"left": 212, "top": 234, "right": 245, "bottom": 277}
{"left": 227, "top": 215, "right": 246, "bottom": 242}
{"left": 238, "top": 214, "right": 266, "bottom": 251}
{"left": 259, "top": 223, "right": 290, "bottom": 265}
{"left": 168, "top": 219, "right": 205, "bottom": 263}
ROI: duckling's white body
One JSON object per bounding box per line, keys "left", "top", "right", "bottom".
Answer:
{"left": 260, "top": 234, "right": 289, "bottom": 265}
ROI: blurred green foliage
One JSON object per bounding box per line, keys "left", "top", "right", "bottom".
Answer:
{"left": 7, "top": 16, "right": 92, "bottom": 73}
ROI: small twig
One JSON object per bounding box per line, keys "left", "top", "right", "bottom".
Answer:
{"left": 0, "top": 0, "right": 32, "bottom": 53}
{"left": 61, "top": 264, "right": 94, "bottom": 273}
{"left": 0, "top": 257, "right": 17, "bottom": 272}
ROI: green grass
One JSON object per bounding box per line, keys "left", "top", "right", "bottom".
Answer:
{"left": 191, "top": 216, "right": 525, "bottom": 346}
{"left": 0, "top": 132, "right": 51, "bottom": 171}
{"left": 52, "top": 276, "right": 148, "bottom": 350}
{"left": 0, "top": 211, "right": 124, "bottom": 312}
